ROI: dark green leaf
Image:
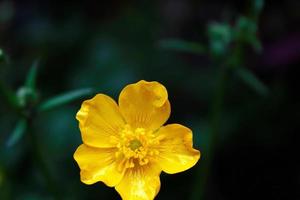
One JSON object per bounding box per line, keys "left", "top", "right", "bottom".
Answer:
{"left": 38, "top": 88, "right": 93, "bottom": 112}
{"left": 25, "top": 60, "right": 39, "bottom": 90}
{"left": 236, "top": 67, "right": 268, "bottom": 96}
{"left": 159, "top": 39, "right": 206, "bottom": 54}
{"left": 6, "top": 119, "right": 27, "bottom": 147}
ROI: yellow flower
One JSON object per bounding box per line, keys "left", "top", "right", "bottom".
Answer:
{"left": 74, "top": 80, "right": 200, "bottom": 200}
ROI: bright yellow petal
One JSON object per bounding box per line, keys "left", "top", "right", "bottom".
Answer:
{"left": 73, "top": 144, "right": 124, "bottom": 187}
{"left": 76, "top": 94, "right": 125, "bottom": 148}
{"left": 118, "top": 80, "right": 170, "bottom": 131}
{"left": 115, "top": 164, "right": 161, "bottom": 200}
{"left": 155, "top": 124, "right": 200, "bottom": 174}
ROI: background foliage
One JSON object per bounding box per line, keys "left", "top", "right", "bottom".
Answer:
{"left": 0, "top": 0, "right": 299, "bottom": 199}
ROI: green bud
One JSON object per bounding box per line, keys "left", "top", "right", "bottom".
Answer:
{"left": 236, "top": 16, "right": 257, "bottom": 36}
{"left": 208, "top": 22, "right": 232, "bottom": 57}
{"left": 16, "top": 86, "right": 38, "bottom": 108}
{"left": 234, "top": 16, "right": 262, "bottom": 52}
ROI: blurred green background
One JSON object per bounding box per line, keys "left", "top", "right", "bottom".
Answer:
{"left": 0, "top": 0, "right": 299, "bottom": 199}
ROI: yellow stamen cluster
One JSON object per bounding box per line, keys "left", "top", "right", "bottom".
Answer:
{"left": 115, "top": 125, "right": 159, "bottom": 170}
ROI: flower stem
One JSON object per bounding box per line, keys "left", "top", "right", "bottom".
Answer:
{"left": 0, "top": 163, "right": 12, "bottom": 199}
{"left": 209, "top": 66, "right": 228, "bottom": 149}
{"left": 191, "top": 66, "right": 228, "bottom": 200}
{"left": 27, "top": 118, "right": 61, "bottom": 200}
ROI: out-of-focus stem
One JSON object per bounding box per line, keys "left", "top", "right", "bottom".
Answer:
{"left": 191, "top": 66, "right": 228, "bottom": 200}
{"left": 27, "top": 118, "right": 61, "bottom": 200}
{"left": 209, "top": 66, "right": 228, "bottom": 148}
{"left": 0, "top": 163, "right": 11, "bottom": 199}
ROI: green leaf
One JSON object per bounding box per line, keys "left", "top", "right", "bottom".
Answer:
{"left": 159, "top": 39, "right": 206, "bottom": 54}
{"left": 25, "top": 60, "right": 39, "bottom": 90}
{"left": 38, "top": 88, "right": 93, "bottom": 112}
{"left": 236, "top": 67, "right": 268, "bottom": 96}
{"left": 6, "top": 119, "right": 27, "bottom": 147}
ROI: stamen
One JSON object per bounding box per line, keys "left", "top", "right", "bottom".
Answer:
{"left": 115, "top": 125, "right": 160, "bottom": 170}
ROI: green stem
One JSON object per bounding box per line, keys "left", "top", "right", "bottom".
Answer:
{"left": 0, "top": 163, "right": 12, "bottom": 200}
{"left": 27, "top": 119, "right": 61, "bottom": 200}
{"left": 191, "top": 66, "right": 228, "bottom": 200}
{"left": 209, "top": 67, "right": 228, "bottom": 148}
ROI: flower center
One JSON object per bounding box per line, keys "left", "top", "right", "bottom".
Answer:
{"left": 114, "top": 124, "right": 160, "bottom": 170}
{"left": 129, "top": 139, "right": 142, "bottom": 151}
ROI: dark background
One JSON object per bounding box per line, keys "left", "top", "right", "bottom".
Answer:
{"left": 0, "top": 0, "right": 299, "bottom": 199}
